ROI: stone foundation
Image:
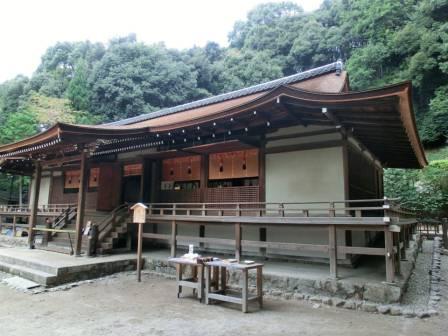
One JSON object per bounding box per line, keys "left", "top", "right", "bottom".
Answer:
{"left": 143, "top": 236, "right": 421, "bottom": 304}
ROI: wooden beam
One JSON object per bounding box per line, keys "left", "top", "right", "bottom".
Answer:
{"left": 28, "top": 161, "right": 41, "bottom": 249}
{"left": 329, "top": 224, "right": 337, "bottom": 279}
{"left": 235, "top": 222, "right": 242, "bottom": 262}
{"left": 265, "top": 140, "right": 344, "bottom": 154}
{"left": 385, "top": 229, "right": 395, "bottom": 283}
{"left": 74, "top": 148, "right": 88, "bottom": 256}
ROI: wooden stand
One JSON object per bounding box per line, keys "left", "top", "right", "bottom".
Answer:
{"left": 169, "top": 258, "right": 206, "bottom": 301}
{"left": 204, "top": 261, "right": 263, "bottom": 313}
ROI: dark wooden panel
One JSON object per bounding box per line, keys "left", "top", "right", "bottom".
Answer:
{"left": 97, "top": 163, "right": 121, "bottom": 211}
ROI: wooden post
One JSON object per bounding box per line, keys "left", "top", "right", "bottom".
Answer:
{"left": 384, "top": 229, "right": 395, "bottom": 283}
{"left": 28, "top": 161, "right": 42, "bottom": 249}
{"left": 393, "top": 232, "right": 401, "bottom": 274}
{"left": 242, "top": 269, "right": 248, "bottom": 313}
{"left": 235, "top": 222, "right": 242, "bottom": 262}
{"left": 18, "top": 175, "right": 23, "bottom": 207}
{"left": 259, "top": 227, "right": 267, "bottom": 259}
{"left": 258, "top": 141, "right": 266, "bottom": 257}
{"left": 137, "top": 222, "right": 143, "bottom": 282}
{"left": 199, "top": 225, "right": 205, "bottom": 250}
{"left": 257, "top": 266, "right": 263, "bottom": 308}
{"left": 75, "top": 148, "right": 88, "bottom": 256}
{"left": 171, "top": 220, "right": 177, "bottom": 257}
{"left": 200, "top": 154, "right": 209, "bottom": 202}
{"left": 12, "top": 215, "right": 17, "bottom": 237}
{"left": 329, "top": 224, "right": 337, "bottom": 279}
{"left": 400, "top": 228, "right": 406, "bottom": 260}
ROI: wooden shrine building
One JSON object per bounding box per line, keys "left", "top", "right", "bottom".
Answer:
{"left": 0, "top": 61, "right": 427, "bottom": 282}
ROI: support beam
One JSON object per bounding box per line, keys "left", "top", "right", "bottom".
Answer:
{"left": 235, "top": 222, "right": 242, "bottom": 262}
{"left": 171, "top": 220, "right": 177, "bottom": 257}
{"left": 28, "top": 161, "right": 42, "bottom": 249}
{"left": 74, "top": 148, "right": 89, "bottom": 256}
{"left": 329, "top": 224, "right": 338, "bottom": 279}
{"left": 384, "top": 229, "right": 395, "bottom": 283}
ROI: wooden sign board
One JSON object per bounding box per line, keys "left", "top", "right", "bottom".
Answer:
{"left": 131, "top": 203, "right": 148, "bottom": 223}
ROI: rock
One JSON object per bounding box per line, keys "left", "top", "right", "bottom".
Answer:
{"left": 389, "top": 306, "right": 402, "bottom": 316}
{"left": 312, "top": 303, "right": 321, "bottom": 309}
{"left": 364, "top": 283, "right": 401, "bottom": 303}
{"left": 377, "top": 305, "right": 390, "bottom": 314}
{"left": 427, "top": 309, "right": 438, "bottom": 316}
{"left": 271, "top": 290, "right": 283, "bottom": 297}
{"left": 310, "top": 296, "right": 322, "bottom": 304}
{"left": 293, "top": 293, "right": 304, "bottom": 300}
{"left": 322, "top": 297, "right": 332, "bottom": 305}
{"left": 361, "top": 302, "right": 378, "bottom": 313}
{"left": 402, "top": 308, "right": 416, "bottom": 318}
{"left": 416, "top": 310, "right": 430, "bottom": 319}
{"left": 282, "top": 292, "right": 293, "bottom": 300}
{"left": 343, "top": 300, "right": 356, "bottom": 310}
{"left": 332, "top": 298, "right": 345, "bottom": 307}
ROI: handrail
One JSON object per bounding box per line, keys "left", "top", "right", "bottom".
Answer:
{"left": 96, "top": 204, "right": 130, "bottom": 245}
{"left": 142, "top": 198, "right": 415, "bottom": 223}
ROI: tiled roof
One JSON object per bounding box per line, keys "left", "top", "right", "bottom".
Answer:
{"left": 107, "top": 61, "right": 343, "bottom": 126}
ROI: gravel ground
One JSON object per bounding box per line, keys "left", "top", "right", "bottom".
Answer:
{"left": 401, "top": 239, "right": 432, "bottom": 307}
{"left": 0, "top": 270, "right": 447, "bottom": 336}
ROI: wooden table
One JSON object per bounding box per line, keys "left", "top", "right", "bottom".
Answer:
{"left": 204, "top": 261, "right": 263, "bottom": 313}
{"left": 169, "top": 257, "right": 205, "bottom": 301}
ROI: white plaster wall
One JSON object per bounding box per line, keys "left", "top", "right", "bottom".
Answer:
{"left": 29, "top": 172, "right": 51, "bottom": 207}
{"left": 265, "top": 146, "right": 346, "bottom": 258}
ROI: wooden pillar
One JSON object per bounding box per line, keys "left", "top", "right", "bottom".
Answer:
{"left": 258, "top": 140, "right": 266, "bottom": 256}
{"left": 200, "top": 154, "right": 209, "bottom": 202}
{"left": 384, "top": 229, "right": 395, "bottom": 283}
{"left": 139, "top": 160, "right": 146, "bottom": 202}
{"left": 400, "top": 228, "right": 406, "bottom": 260}
{"left": 329, "top": 224, "right": 338, "bottom": 279}
{"left": 75, "top": 149, "right": 89, "bottom": 256}
{"left": 199, "top": 225, "right": 205, "bottom": 250}
{"left": 393, "top": 232, "right": 401, "bottom": 274}
{"left": 137, "top": 222, "right": 143, "bottom": 282}
{"left": 199, "top": 154, "right": 208, "bottom": 249}
{"left": 18, "top": 175, "right": 23, "bottom": 207}
{"left": 235, "top": 222, "right": 242, "bottom": 262}
{"left": 28, "top": 161, "right": 42, "bottom": 249}
{"left": 170, "top": 220, "right": 177, "bottom": 257}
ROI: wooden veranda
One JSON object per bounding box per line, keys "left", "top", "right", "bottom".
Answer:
{"left": 137, "top": 198, "right": 416, "bottom": 283}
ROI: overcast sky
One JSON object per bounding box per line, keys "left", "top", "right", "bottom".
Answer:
{"left": 0, "top": 0, "right": 323, "bottom": 83}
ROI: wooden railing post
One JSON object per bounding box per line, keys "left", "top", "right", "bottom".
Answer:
{"left": 384, "top": 228, "right": 395, "bottom": 283}
{"left": 329, "top": 224, "right": 337, "bottom": 279}
{"left": 12, "top": 215, "right": 17, "bottom": 237}
{"left": 279, "top": 203, "right": 285, "bottom": 217}
{"left": 235, "top": 222, "right": 242, "bottom": 262}
{"left": 171, "top": 220, "right": 177, "bottom": 257}
{"left": 201, "top": 203, "right": 206, "bottom": 216}
{"left": 329, "top": 202, "right": 336, "bottom": 217}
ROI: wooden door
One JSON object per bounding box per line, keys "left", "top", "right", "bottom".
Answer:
{"left": 97, "top": 163, "right": 121, "bottom": 211}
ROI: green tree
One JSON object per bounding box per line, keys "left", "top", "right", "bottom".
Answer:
{"left": 67, "top": 59, "right": 90, "bottom": 111}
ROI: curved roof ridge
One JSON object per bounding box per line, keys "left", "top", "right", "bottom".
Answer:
{"left": 106, "top": 61, "right": 343, "bottom": 126}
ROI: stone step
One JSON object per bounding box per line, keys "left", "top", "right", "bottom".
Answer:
{"left": 0, "top": 253, "right": 59, "bottom": 275}
{"left": 101, "top": 242, "right": 112, "bottom": 250}
{"left": 0, "top": 260, "right": 58, "bottom": 286}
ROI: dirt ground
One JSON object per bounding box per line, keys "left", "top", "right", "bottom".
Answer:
{"left": 0, "top": 270, "right": 446, "bottom": 336}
